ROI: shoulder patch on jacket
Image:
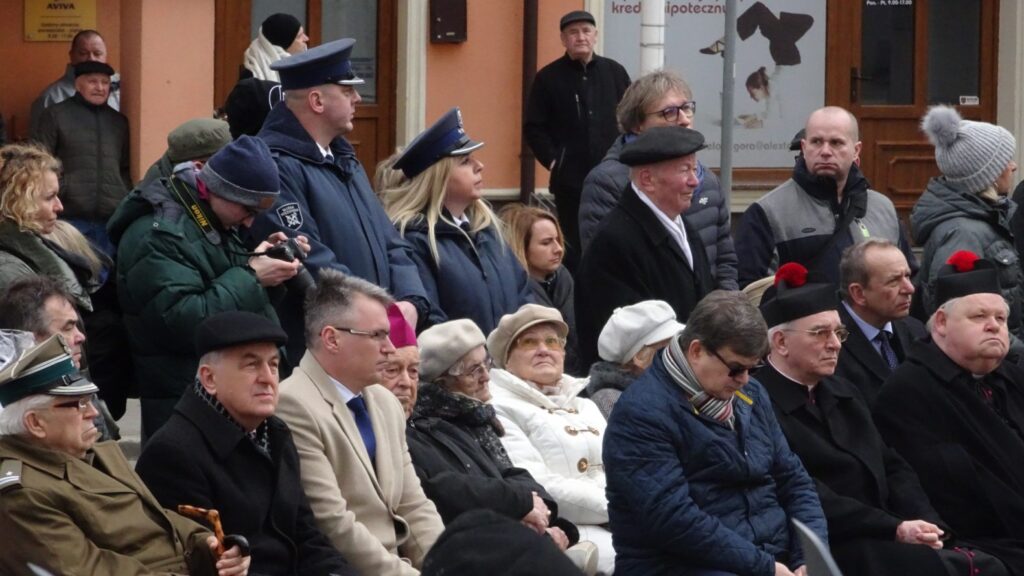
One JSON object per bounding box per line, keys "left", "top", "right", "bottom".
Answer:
{"left": 277, "top": 203, "right": 303, "bottom": 230}
{"left": 0, "top": 459, "right": 23, "bottom": 493}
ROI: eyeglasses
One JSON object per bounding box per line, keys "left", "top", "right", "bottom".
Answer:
{"left": 782, "top": 326, "right": 850, "bottom": 343}
{"left": 331, "top": 326, "right": 391, "bottom": 342}
{"left": 450, "top": 356, "right": 494, "bottom": 379}
{"left": 515, "top": 335, "right": 566, "bottom": 353}
{"left": 709, "top": 348, "right": 764, "bottom": 378}
{"left": 646, "top": 101, "right": 697, "bottom": 122}
{"left": 51, "top": 394, "right": 96, "bottom": 412}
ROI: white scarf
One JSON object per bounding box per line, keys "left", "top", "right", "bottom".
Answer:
{"left": 242, "top": 28, "right": 289, "bottom": 82}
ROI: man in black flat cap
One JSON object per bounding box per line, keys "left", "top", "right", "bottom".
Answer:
{"left": 250, "top": 37, "right": 436, "bottom": 362}
{"left": 524, "top": 9, "right": 630, "bottom": 273}
{"left": 874, "top": 251, "right": 1024, "bottom": 574}
{"left": 137, "top": 311, "right": 357, "bottom": 576}
{"left": 575, "top": 125, "right": 714, "bottom": 368}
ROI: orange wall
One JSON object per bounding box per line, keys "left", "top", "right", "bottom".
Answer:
{"left": 425, "top": 0, "right": 582, "bottom": 190}
{"left": 0, "top": 0, "right": 122, "bottom": 142}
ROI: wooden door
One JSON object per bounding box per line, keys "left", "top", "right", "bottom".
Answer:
{"left": 826, "top": 0, "right": 999, "bottom": 226}
{"left": 214, "top": 0, "right": 396, "bottom": 175}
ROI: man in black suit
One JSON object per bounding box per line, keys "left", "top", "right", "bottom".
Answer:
{"left": 835, "top": 239, "right": 925, "bottom": 406}
{"left": 575, "top": 126, "right": 714, "bottom": 369}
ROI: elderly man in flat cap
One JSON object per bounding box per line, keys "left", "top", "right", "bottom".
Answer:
{"left": 756, "top": 262, "right": 1008, "bottom": 576}
{"left": 109, "top": 135, "right": 306, "bottom": 439}
{"left": 874, "top": 251, "right": 1024, "bottom": 573}
{"left": 575, "top": 125, "right": 715, "bottom": 369}
{"left": 250, "top": 37, "right": 436, "bottom": 364}
{"left": 0, "top": 332, "right": 250, "bottom": 575}
{"left": 139, "top": 117, "right": 233, "bottom": 189}
{"left": 136, "top": 311, "right": 356, "bottom": 576}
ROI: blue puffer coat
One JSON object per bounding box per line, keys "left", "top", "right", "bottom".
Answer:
{"left": 604, "top": 353, "right": 827, "bottom": 576}
{"left": 403, "top": 218, "right": 532, "bottom": 334}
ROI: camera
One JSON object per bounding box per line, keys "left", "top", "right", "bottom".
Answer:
{"left": 264, "top": 238, "right": 316, "bottom": 294}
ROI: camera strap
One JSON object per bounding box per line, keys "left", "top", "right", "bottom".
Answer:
{"left": 167, "top": 176, "right": 222, "bottom": 246}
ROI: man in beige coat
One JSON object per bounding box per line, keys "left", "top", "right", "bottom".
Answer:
{"left": 277, "top": 269, "right": 444, "bottom": 575}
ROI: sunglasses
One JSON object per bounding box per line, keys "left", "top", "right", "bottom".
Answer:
{"left": 709, "top": 348, "right": 764, "bottom": 378}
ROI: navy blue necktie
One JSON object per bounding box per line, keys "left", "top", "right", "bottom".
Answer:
{"left": 347, "top": 396, "right": 376, "bottom": 464}
{"left": 874, "top": 331, "right": 899, "bottom": 370}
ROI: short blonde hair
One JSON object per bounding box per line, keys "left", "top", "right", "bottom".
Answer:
{"left": 497, "top": 203, "right": 564, "bottom": 273}
{"left": 0, "top": 144, "right": 62, "bottom": 234}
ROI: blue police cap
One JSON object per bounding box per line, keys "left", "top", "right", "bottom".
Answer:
{"left": 394, "top": 108, "right": 484, "bottom": 179}
{"left": 270, "top": 38, "right": 364, "bottom": 90}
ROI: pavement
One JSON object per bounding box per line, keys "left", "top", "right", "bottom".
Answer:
{"left": 117, "top": 398, "right": 143, "bottom": 463}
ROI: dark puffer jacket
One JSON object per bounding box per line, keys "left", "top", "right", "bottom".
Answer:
{"left": 604, "top": 353, "right": 828, "bottom": 576}
{"left": 34, "top": 93, "right": 130, "bottom": 221}
{"left": 579, "top": 136, "right": 739, "bottom": 289}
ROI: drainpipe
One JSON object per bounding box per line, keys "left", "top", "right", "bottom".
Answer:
{"left": 520, "top": 0, "right": 538, "bottom": 204}
{"left": 640, "top": 0, "right": 666, "bottom": 73}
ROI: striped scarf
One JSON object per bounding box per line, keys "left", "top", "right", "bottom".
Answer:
{"left": 662, "top": 337, "right": 736, "bottom": 429}
{"left": 193, "top": 380, "right": 271, "bottom": 457}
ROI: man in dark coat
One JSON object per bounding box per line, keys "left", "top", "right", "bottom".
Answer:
{"left": 758, "top": 261, "right": 1007, "bottom": 576}
{"left": 249, "top": 38, "right": 435, "bottom": 361}
{"left": 575, "top": 126, "right": 714, "bottom": 369}
{"left": 835, "top": 239, "right": 926, "bottom": 406}
{"left": 875, "top": 251, "right": 1024, "bottom": 574}
{"left": 136, "top": 311, "right": 356, "bottom": 576}
{"left": 524, "top": 10, "right": 630, "bottom": 271}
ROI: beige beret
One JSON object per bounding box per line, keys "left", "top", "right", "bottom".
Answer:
{"left": 418, "top": 319, "right": 486, "bottom": 383}
{"left": 487, "top": 304, "right": 568, "bottom": 369}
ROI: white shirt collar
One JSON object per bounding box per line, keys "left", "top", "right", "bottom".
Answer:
{"left": 328, "top": 375, "right": 359, "bottom": 404}
{"left": 316, "top": 142, "right": 333, "bottom": 161}
{"left": 632, "top": 183, "right": 693, "bottom": 268}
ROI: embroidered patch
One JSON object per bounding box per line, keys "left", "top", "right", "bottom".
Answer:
{"left": 277, "top": 203, "right": 304, "bottom": 230}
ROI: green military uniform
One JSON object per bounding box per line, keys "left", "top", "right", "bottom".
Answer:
{"left": 0, "top": 436, "right": 216, "bottom": 575}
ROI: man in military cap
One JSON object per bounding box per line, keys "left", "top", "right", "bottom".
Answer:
{"left": 250, "top": 37, "right": 435, "bottom": 363}
{"left": 524, "top": 10, "right": 630, "bottom": 272}
{"left": 139, "top": 117, "right": 233, "bottom": 189}
{"left": 0, "top": 332, "right": 251, "bottom": 575}
{"left": 575, "top": 125, "right": 715, "bottom": 368}
{"left": 137, "top": 311, "right": 357, "bottom": 576}
{"left": 875, "top": 251, "right": 1024, "bottom": 573}
{"left": 108, "top": 135, "right": 306, "bottom": 439}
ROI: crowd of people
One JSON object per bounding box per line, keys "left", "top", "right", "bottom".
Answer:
{"left": 1, "top": 8, "right": 1023, "bottom": 576}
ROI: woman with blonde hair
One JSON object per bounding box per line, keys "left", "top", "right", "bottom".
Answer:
{"left": 381, "top": 108, "right": 531, "bottom": 333}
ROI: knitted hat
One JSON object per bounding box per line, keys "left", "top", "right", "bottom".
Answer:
{"left": 487, "top": 304, "right": 568, "bottom": 369}
{"left": 387, "top": 304, "right": 417, "bottom": 349}
{"left": 759, "top": 263, "right": 839, "bottom": 327}
{"left": 934, "top": 250, "right": 1002, "bottom": 308}
{"left": 418, "top": 319, "right": 486, "bottom": 382}
{"left": 261, "top": 13, "right": 302, "bottom": 50}
{"left": 199, "top": 135, "right": 279, "bottom": 210}
{"left": 921, "top": 105, "right": 1016, "bottom": 194}
{"left": 167, "top": 118, "right": 232, "bottom": 164}
{"left": 598, "top": 300, "right": 685, "bottom": 364}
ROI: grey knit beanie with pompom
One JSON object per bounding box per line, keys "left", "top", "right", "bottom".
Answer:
{"left": 921, "top": 105, "right": 1016, "bottom": 194}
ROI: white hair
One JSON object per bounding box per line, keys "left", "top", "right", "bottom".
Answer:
{"left": 195, "top": 350, "right": 224, "bottom": 378}
{"left": 767, "top": 321, "right": 791, "bottom": 344}
{"left": 0, "top": 394, "right": 53, "bottom": 436}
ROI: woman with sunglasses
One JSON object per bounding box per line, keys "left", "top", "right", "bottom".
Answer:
{"left": 485, "top": 304, "right": 615, "bottom": 575}
{"left": 578, "top": 69, "right": 737, "bottom": 291}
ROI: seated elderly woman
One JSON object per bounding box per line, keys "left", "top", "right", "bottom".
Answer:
{"left": 587, "top": 300, "right": 685, "bottom": 420}
{"left": 487, "top": 304, "right": 614, "bottom": 575}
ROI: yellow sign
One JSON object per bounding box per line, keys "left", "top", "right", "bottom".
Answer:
{"left": 24, "top": 0, "right": 97, "bottom": 42}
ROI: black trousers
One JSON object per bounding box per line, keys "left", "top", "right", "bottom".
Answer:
{"left": 550, "top": 181, "right": 582, "bottom": 274}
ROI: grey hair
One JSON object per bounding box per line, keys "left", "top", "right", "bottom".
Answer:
{"left": 838, "top": 239, "right": 899, "bottom": 301}
{"left": 304, "top": 269, "right": 395, "bottom": 345}
{"left": 195, "top": 350, "right": 224, "bottom": 378}
{"left": 767, "top": 322, "right": 791, "bottom": 343}
{"left": 0, "top": 276, "right": 76, "bottom": 338}
{"left": 679, "top": 290, "right": 769, "bottom": 358}
{"left": 0, "top": 394, "right": 53, "bottom": 436}
{"left": 616, "top": 69, "right": 693, "bottom": 134}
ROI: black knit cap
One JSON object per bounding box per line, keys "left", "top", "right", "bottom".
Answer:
{"left": 261, "top": 13, "right": 302, "bottom": 50}
{"left": 760, "top": 263, "right": 839, "bottom": 327}
{"left": 73, "top": 61, "right": 114, "bottom": 77}
{"left": 934, "top": 250, "right": 1002, "bottom": 308}
{"left": 560, "top": 10, "right": 595, "bottom": 30}
{"left": 195, "top": 311, "right": 287, "bottom": 357}
{"left": 620, "top": 126, "right": 706, "bottom": 166}
{"left": 789, "top": 128, "right": 805, "bottom": 151}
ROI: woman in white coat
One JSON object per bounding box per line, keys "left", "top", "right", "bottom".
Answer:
{"left": 486, "top": 304, "right": 614, "bottom": 575}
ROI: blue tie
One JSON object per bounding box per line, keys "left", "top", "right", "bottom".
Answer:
{"left": 874, "top": 331, "right": 899, "bottom": 371}
{"left": 347, "top": 396, "right": 376, "bottom": 464}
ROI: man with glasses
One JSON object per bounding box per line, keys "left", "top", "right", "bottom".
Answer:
{"left": 276, "top": 269, "right": 443, "bottom": 575}
{"left": 0, "top": 333, "right": 251, "bottom": 575}
{"left": 524, "top": 9, "right": 630, "bottom": 272}
{"left": 735, "top": 106, "right": 915, "bottom": 288}
{"left": 758, "top": 262, "right": 1009, "bottom": 576}
{"left": 576, "top": 125, "right": 715, "bottom": 369}
{"left": 109, "top": 134, "right": 304, "bottom": 440}
{"left": 604, "top": 290, "right": 826, "bottom": 575}
{"left": 580, "top": 69, "right": 737, "bottom": 290}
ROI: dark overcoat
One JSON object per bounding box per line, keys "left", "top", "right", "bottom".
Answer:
{"left": 135, "top": 388, "right": 355, "bottom": 576}
{"left": 834, "top": 305, "right": 926, "bottom": 407}
{"left": 575, "top": 185, "right": 714, "bottom": 369}
{"left": 874, "top": 339, "right": 1024, "bottom": 574}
